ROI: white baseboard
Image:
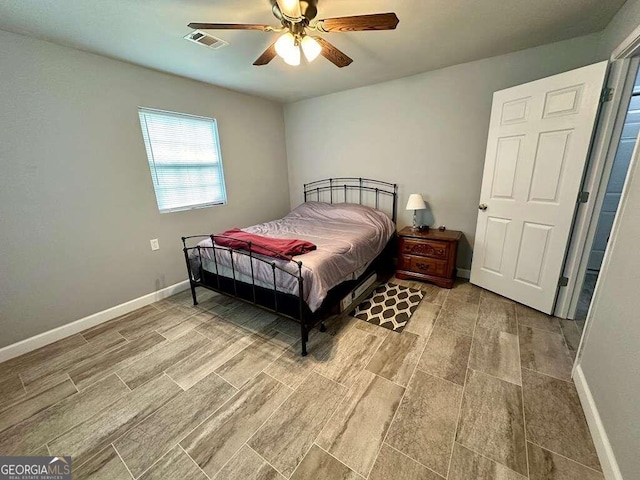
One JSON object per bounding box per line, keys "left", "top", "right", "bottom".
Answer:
{"left": 457, "top": 268, "right": 471, "bottom": 279}
{"left": 573, "top": 364, "right": 623, "bottom": 480}
{"left": 0, "top": 280, "right": 191, "bottom": 364}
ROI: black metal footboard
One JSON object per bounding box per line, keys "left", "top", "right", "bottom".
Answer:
{"left": 182, "top": 234, "right": 320, "bottom": 356}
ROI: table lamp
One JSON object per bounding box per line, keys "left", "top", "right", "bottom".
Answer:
{"left": 406, "top": 194, "right": 426, "bottom": 230}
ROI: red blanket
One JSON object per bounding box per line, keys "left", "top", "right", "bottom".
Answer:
{"left": 214, "top": 228, "right": 316, "bottom": 259}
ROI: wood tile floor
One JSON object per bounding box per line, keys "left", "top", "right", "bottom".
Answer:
{"left": 0, "top": 279, "right": 601, "bottom": 479}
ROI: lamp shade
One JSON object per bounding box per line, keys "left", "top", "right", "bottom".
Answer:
{"left": 406, "top": 194, "right": 426, "bottom": 211}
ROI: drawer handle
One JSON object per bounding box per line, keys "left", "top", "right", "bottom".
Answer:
{"left": 416, "top": 262, "right": 430, "bottom": 270}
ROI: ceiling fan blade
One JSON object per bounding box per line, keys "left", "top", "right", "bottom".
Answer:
{"left": 253, "top": 42, "right": 278, "bottom": 66}
{"left": 275, "top": 0, "right": 302, "bottom": 19}
{"left": 315, "top": 37, "right": 353, "bottom": 68}
{"left": 316, "top": 13, "right": 399, "bottom": 32}
{"left": 188, "top": 23, "right": 272, "bottom": 31}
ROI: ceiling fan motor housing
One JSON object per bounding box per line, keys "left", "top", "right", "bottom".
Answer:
{"left": 271, "top": 0, "right": 318, "bottom": 22}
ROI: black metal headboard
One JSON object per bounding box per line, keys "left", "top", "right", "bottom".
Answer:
{"left": 303, "top": 178, "right": 398, "bottom": 224}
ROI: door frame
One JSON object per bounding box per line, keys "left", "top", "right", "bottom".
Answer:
{"left": 554, "top": 30, "right": 640, "bottom": 318}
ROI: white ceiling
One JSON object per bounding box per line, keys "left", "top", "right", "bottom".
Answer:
{"left": 0, "top": 0, "right": 625, "bottom": 103}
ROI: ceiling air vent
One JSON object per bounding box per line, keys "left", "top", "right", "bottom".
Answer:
{"left": 184, "top": 30, "right": 228, "bottom": 50}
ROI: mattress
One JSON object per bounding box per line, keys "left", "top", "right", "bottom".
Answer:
{"left": 189, "top": 201, "right": 395, "bottom": 312}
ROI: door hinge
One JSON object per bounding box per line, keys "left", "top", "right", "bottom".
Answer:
{"left": 600, "top": 87, "right": 614, "bottom": 103}
{"left": 577, "top": 191, "right": 590, "bottom": 203}
{"left": 559, "top": 276, "right": 569, "bottom": 287}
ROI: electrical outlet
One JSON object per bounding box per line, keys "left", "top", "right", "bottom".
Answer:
{"left": 150, "top": 239, "right": 160, "bottom": 251}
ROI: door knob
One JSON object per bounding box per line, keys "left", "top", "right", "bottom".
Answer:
{"left": 478, "top": 203, "right": 488, "bottom": 211}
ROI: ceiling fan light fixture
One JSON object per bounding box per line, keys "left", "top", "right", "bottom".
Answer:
{"left": 301, "top": 35, "right": 322, "bottom": 62}
{"left": 275, "top": 32, "right": 301, "bottom": 66}
{"left": 283, "top": 45, "right": 301, "bottom": 66}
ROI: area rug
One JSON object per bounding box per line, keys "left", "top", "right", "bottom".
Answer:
{"left": 351, "top": 282, "right": 424, "bottom": 333}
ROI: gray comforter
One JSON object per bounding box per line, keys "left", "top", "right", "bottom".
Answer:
{"left": 190, "top": 201, "right": 395, "bottom": 311}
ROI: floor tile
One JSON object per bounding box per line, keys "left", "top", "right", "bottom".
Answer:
{"left": 522, "top": 369, "right": 601, "bottom": 471}
{"left": 476, "top": 298, "right": 517, "bottom": 334}
{"left": 456, "top": 369, "right": 527, "bottom": 476}
{"left": 435, "top": 299, "right": 478, "bottom": 336}
{"left": 316, "top": 371, "right": 404, "bottom": 477}
{"left": 0, "top": 374, "right": 129, "bottom": 456}
{"left": 289, "top": 444, "right": 360, "bottom": 480}
{"left": 214, "top": 445, "right": 285, "bottom": 480}
{"left": 419, "top": 284, "right": 449, "bottom": 306}
{"left": 559, "top": 319, "right": 582, "bottom": 360}
{"left": 366, "top": 331, "right": 426, "bottom": 387}
{"left": 469, "top": 326, "right": 521, "bottom": 385}
{"left": 81, "top": 306, "right": 159, "bottom": 342}
{"left": 369, "top": 444, "right": 443, "bottom": 480}
{"left": 3, "top": 335, "right": 88, "bottom": 372}
{"left": 386, "top": 370, "right": 462, "bottom": 476}
{"left": 270, "top": 316, "right": 305, "bottom": 339}
{"left": 30, "top": 444, "right": 49, "bottom": 456}
{"left": 116, "top": 330, "right": 210, "bottom": 390}
{"left": 265, "top": 330, "right": 333, "bottom": 389}
{"left": 0, "top": 374, "right": 28, "bottom": 411}
{"left": 215, "top": 329, "right": 295, "bottom": 388}
{"left": 417, "top": 327, "right": 472, "bottom": 386}
{"left": 481, "top": 290, "right": 515, "bottom": 304}
{"left": 181, "top": 372, "right": 292, "bottom": 478}
{"left": 234, "top": 310, "right": 281, "bottom": 335}
{"left": 49, "top": 374, "right": 181, "bottom": 468}
{"left": 354, "top": 320, "right": 391, "bottom": 339}
{"left": 117, "top": 307, "right": 194, "bottom": 340}
{"left": 313, "top": 327, "right": 384, "bottom": 387}
{"left": 519, "top": 326, "right": 573, "bottom": 381}
{"left": 156, "top": 288, "right": 218, "bottom": 311}
{"left": 154, "top": 309, "right": 207, "bottom": 340}
{"left": 19, "top": 332, "right": 126, "bottom": 392}
{"left": 516, "top": 305, "right": 562, "bottom": 334}
{"left": 115, "top": 372, "right": 236, "bottom": 477}
{"left": 403, "top": 302, "right": 440, "bottom": 337}
{"left": 223, "top": 303, "right": 268, "bottom": 327}
{"left": 0, "top": 378, "right": 76, "bottom": 433}
{"left": 448, "top": 443, "right": 526, "bottom": 480}
{"left": 73, "top": 445, "right": 132, "bottom": 480}
{"left": 323, "top": 313, "right": 359, "bottom": 337}
{"left": 445, "top": 281, "right": 481, "bottom": 304}
{"left": 69, "top": 332, "right": 166, "bottom": 390}
{"left": 527, "top": 442, "right": 604, "bottom": 480}
{"left": 195, "top": 316, "right": 252, "bottom": 343}
{"left": 166, "top": 330, "right": 254, "bottom": 390}
{"left": 138, "top": 446, "right": 207, "bottom": 480}
{"left": 249, "top": 372, "right": 347, "bottom": 477}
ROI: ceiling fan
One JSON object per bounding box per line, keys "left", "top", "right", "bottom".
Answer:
{"left": 188, "top": 0, "right": 399, "bottom": 68}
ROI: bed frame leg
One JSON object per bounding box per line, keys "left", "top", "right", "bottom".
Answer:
{"left": 189, "top": 282, "right": 198, "bottom": 306}
{"left": 319, "top": 322, "right": 326, "bottom": 333}
{"left": 300, "top": 323, "right": 308, "bottom": 356}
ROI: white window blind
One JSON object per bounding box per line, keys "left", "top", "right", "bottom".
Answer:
{"left": 138, "top": 107, "right": 227, "bottom": 213}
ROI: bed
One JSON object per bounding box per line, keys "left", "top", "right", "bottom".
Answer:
{"left": 182, "top": 178, "right": 398, "bottom": 355}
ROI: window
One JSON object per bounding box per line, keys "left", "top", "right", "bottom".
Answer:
{"left": 138, "top": 107, "right": 227, "bottom": 213}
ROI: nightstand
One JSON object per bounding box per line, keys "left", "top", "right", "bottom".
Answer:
{"left": 396, "top": 226, "right": 463, "bottom": 288}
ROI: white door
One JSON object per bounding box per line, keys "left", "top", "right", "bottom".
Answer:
{"left": 470, "top": 61, "right": 608, "bottom": 314}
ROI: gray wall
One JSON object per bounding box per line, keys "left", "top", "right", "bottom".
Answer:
{"left": 577, "top": 1, "right": 640, "bottom": 477}
{"left": 579, "top": 131, "right": 640, "bottom": 479}
{"left": 284, "top": 34, "right": 606, "bottom": 270}
{"left": 0, "top": 30, "right": 290, "bottom": 348}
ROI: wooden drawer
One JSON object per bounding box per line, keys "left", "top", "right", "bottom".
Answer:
{"left": 401, "top": 238, "right": 450, "bottom": 260}
{"left": 400, "top": 255, "right": 448, "bottom": 277}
